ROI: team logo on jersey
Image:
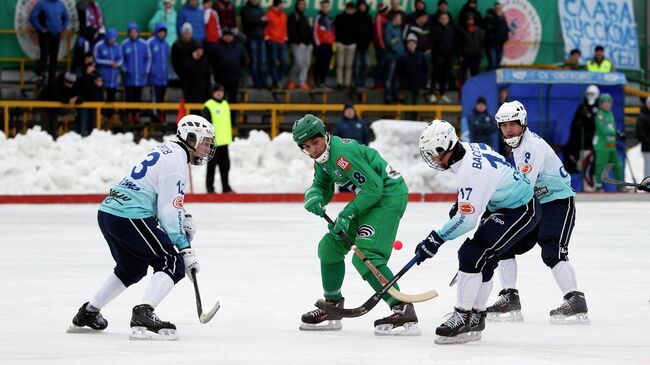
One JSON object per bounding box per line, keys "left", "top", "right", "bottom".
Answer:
{"left": 386, "top": 164, "right": 401, "bottom": 179}
{"left": 336, "top": 156, "right": 352, "bottom": 172}
{"left": 357, "top": 224, "right": 375, "bottom": 238}
{"left": 458, "top": 202, "right": 476, "bottom": 215}
{"left": 520, "top": 163, "right": 533, "bottom": 174}
{"left": 173, "top": 196, "right": 184, "bottom": 209}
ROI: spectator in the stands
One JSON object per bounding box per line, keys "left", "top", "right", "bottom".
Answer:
{"left": 429, "top": 12, "right": 455, "bottom": 103}
{"left": 121, "top": 22, "right": 151, "bottom": 124}
{"left": 93, "top": 28, "right": 122, "bottom": 113}
{"left": 242, "top": 0, "right": 268, "bottom": 88}
{"left": 203, "top": 0, "right": 222, "bottom": 82}
{"left": 41, "top": 72, "right": 80, "bottom": 138}
{"left": 77, "top": 0, "right": 105, "bottom": 47}
{"left": 406, "top": 0, "right": 427, "bottom": 26}
{"left": 149, "top": 0, "right": 178, "bottom": 47}
{"left": 213, "top": 0, "right": 239, "bottom": 36}
{"left": 177, "top": 0, "right": 205, "bottom": 42}
{"left": 312, "top": 0, "right": 335, "bottom": 88}
{"left": 30, "top": 0, "right": 70, "bottom": 87}
{"left": 333, "top": 103, "right": 370, "bottom": 146}
{"left": 402, "top": 11, "right": 430, "bottom": 54}
{"left": 467, "top": 96, "right": 499, "bottom": 150}
{"left": 563, "top": 85, "right": 599, "bottom": 174}
{"left": 353, "top": 0, "right": 373, "bottom": 90}
{"left": 148, "top": 22, "right": 170, "bottom": 124}
{"left": 203, "top": 84, "right": 234, "bottom": 194}
{"left": 172, "top": 23, "right": 211, "bottom": 103}
{"left": 498, "top": 85, "right": 509, "bottom": 106}
{"left": 398, "top": 33, "right": 427, "bottom": 119}
{"left": 389, "top": 0, "right": 407, "bottom": 20}
{"left": 213, "top": 27, "right": 247, "bottom": 106}
{"left": 78, "top": 61, "right": 104, "bottom": 136}
{"left": 458, "top": 14, "right": 484, "bottom": 85}
{"left": 459, "top": 0, "right": 483, "bottom": 27}
{"left": 265, "top": 0, "right": 289, "bottom": 89}
{"left": 636, "top": 97, "right": 650, "bottom": 177}
{"left": 287, "top": 0, "right": 312, "bottom": 90}
{"left": 334, "top": 2, "right": 357, "bottom": 90}
{"left": 384, "top": 11, "right": 404, "bottom": 104}
{"left": 484, "top": 1, "right": 508, "bottom": 70}
{"left": 563, "top": 48, "right": 582, "bottom": 70}
{"left": 372, "top": 2, "right": 389, "bottom": 90}
{"left": 432, "top": 0, "right": 453, "bottom": 26}
{"left": 587, "top": 45, "right": 614, "bottom": 72}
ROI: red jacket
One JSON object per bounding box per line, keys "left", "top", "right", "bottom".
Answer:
{"left": 204, "top": 8, "right": 221, "bottom": 44}
{"left": 264, "top": 7, "right": 287, "bottom": 44}
{"left": 313, "top": 12, "right": 335, "bottom": 46}
{"left": 373, "top": 12, "right": 388, "bottom": 50}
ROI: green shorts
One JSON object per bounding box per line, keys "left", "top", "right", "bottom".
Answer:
{"left": 318, "top": 193, "right": 408, "bottom": 277}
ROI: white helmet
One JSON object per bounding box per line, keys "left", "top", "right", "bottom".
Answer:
{"left": 177, "top": 115, "right": 216, "bottom": 166}
{"left": 495, "top": 101, "right": 527, "bottom": 148}
{"left": 419, "top": 120, "right": 459, "bottom": 170}
{"left": 585, "top": 84, "right": 600, "bottom": 105}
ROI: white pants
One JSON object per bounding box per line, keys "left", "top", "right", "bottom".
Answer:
{"left": 336, "top": 42, "right": 356, "bottom": 87}
{"left": 290, "top": 43, "right": 312, "bottom": 85}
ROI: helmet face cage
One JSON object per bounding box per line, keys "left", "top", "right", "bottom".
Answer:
{"left": 177, "top": 115, "right": 217, "bottom": 166}
{"left": 419, "top": 120, "right": 458, "bottom": 171}
{"left": 495, "top": 101, "right": 528, "bottom": 148}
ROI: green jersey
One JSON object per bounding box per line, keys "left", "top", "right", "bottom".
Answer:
{"left": 594, "top": 109, "right": 617, "bottom": 149}
{"left": 307, "top": 136, "right": 408, "bottom": 217}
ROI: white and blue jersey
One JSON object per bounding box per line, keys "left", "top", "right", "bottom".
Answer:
{"left": 438, "top": 142, "right": 534, "bottom": 241}
{"left": 99, "top": 142, "right": 190, "bottom": 250}
{"left": 512, "top": 129, "right": 575, "bottom": 204}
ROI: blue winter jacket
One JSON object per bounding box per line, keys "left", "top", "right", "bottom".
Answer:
{"left": 93, "top": 28, "right": 122, "bottom": 89}
{"left": 177, "top": 2, "right": 204, "bottom": 42}
{"left": 29, "top": 0, "right": 70, "bottom": 35}
{"left": 148, "top": 22, "right": 170, "bottom": 86}
{"left": 332, "top": 117, "right": 371, "bottom": 145}
{"left": 121, "top": 23, "right": 151, "bottom": 87}
{"left": 384, "top": 22, "right": 405, "bottom": 61}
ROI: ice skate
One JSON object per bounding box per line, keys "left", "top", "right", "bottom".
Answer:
{"left": 549, "top": 291, "right": 590, "bottom": 325}
{"left": 129, "top": 304, "right": 178, "bottom": 341}
{"left": 486, "top": 288, "right": 524, "bottom": 322}
{"left": 434, "top": 307, "right": 472, "bottom": 344}
{"left": 373, "top": 303, "right": 421, "bottom": 336}
{"left": 67, "top": 302, "right": 108, "bottom": 333}
{"left": 467, "top": 309, "right": 487, "bottom": 341}
{"left": 299, "top": 298, "right": 344, "bottom": 331}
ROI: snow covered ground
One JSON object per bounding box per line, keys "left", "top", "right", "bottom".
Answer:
{"left": 1, "top": 202, "right": 649, "bottom": 364}
{"left": 0, "top": 122, "right": 644, "bottom": 195}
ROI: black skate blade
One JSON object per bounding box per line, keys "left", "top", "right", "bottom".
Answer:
{"left": 315, "top": 299, "right": 371, "bottom": 318}
{"left": 66, "top": 325, "right": 104, "bottom": 334}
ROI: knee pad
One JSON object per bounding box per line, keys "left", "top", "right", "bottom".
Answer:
{"left": 481, "top": 260, "right": 498, "bottom": 282}
{"left": 458, "top": 238, "right": 482, "bottom": 274}
{"left": 540, "top": 242, "right": 562, "bottom": 268}
{"left": 318, "top": 233, "right": 348, "bottom": 265}
{"left": 114, "top": 267, "right": 147, "bottom": 287}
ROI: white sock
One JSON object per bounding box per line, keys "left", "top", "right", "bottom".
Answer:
{"left": 472, "top": 279, "right": 494, "bottom": 311}
{"left": 456, "top": 271, "right": 482, "bottom": 310}
{"left": 498, "top": 258, "right": 518, "bottom": 290}
{"left": 552, "top": 261, "right": 578, "bottom": 295}
{"left": 141, "top": 272, "right": 175, "bottom": 308}
{"left": 89, "top": 273, "right": 127, "bottom": 309}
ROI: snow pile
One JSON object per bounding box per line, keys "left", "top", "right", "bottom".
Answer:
{"left": 0, "top": 122, "right": 644, "bottom": 194}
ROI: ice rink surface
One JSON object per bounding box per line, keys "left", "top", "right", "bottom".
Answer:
{"left": 1, "top": 201, "right": 649, "bottom": 365}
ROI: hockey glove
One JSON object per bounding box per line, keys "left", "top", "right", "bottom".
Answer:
{"left": 180, "top": 248, "right": 200, "bottom": 281}
{"left": 304, "top": 192, "right": 326, "bottom": 217}
{"left": 329, "top": 208, "right": 354, "bottom": 240}
{"left": 640, "top": 176, "right": 650, "bottom": 192}
{"left": 415, "top": 230, "right": 445, "bottom": 265}
{"left": 183, "top": 214, "right": 196, "bottom": 242}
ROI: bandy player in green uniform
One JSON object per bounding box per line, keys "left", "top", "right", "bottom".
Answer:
{"left": 294, "top": 114, "right": 420, "bottom": 336}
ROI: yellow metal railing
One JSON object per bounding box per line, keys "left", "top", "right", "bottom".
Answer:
{"left": 0, "top": 100, "right": 462, "bottom": 138}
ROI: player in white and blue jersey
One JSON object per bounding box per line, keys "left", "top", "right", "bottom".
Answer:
{"left": 67, "top": 115, "right": 216, "bottom": 340}
{"left": 487, "top": 101, "right": 589, "bottom": 325}
{"left": 415, "top": 120, "right": 541, "bottom": 344}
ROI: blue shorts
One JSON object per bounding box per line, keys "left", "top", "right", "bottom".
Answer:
{"left": 97, "top": 210, "right": 185, "bottom": 286}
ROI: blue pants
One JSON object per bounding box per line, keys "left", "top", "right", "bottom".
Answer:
{"left": 97, "top": 210, "right": 185, "bottom": 287}
{"left": 500, "top": 196, "right": 576, "bottom": 268}
{"left": 266, "top": 41, "right": 288, "bottom": 85}
{"left": 247, "top": 38, "right": 267, "bottom": 87}
{"left": 458, "top": 197, "right": 541, "bottom": 282}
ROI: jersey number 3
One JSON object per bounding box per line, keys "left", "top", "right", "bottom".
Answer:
{"left": 131, "top": 152, "right": 160, "bottom": 180}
